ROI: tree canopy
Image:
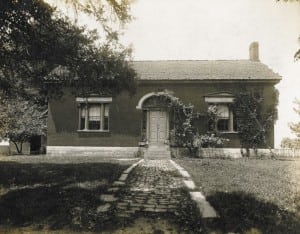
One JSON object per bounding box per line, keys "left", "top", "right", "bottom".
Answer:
{"left": 289, "top": 98, "right": 300, "bottom": 137}
{"left": 0, "top": 0, "right": 137, "bottom": 104}
{"left": 280, "top": 137, "right": 300, "bottom": 149}
{"left": 0, "top": 97, "right": 46, "bottom": 154}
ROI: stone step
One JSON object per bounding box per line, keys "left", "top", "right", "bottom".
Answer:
{"left": 145, "top": 157, "right": 171, "bottom": 160}
{"left": 144, "top": 153, "right": 171, "bottom": 159}
{"left": 145, "top": 151, "right": 170, "bottom": 153}
{"left": 144, "top": 151, "right": 171, "bottom": 155}
{"left": 146, "top": 150, "right": 170, "bottom": 154}
{"left": 148, "top": 145, "right": 169, "bottom": 150}
{"left": 144, "top": 154, "right": 171, "bottom": 157}
{"left": 144, "top": 153, "right": 170, "bottom": 156}
{"left": 144, "top": 145, "right": 171, "bottom": 159}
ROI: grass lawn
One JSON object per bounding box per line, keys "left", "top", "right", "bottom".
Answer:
{"left": 0, "top": 157, "right": 137, "bottom": 233}
{"left": 0, "top": 156, "right": 203, "bottom": 233}
{"left": 176, "top": 158, "right": 300, "bottom": 233}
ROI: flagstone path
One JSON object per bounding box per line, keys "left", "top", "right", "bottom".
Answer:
{"left": 97, "top": 158, "right": 217, "bottom": 233}
{"left": 114, "top": 159, "right": 186, "bottom": 218}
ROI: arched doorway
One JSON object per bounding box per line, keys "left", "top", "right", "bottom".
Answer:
{"left": 137, "top": 92, "right": 173, "bottom": 146}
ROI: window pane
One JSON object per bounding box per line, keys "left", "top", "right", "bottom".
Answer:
{"left": 89, "top": 121, "right": 100, "bottom": 130}
{"left": 104, "top": 104, "right": 109, "bottom": 117}
{"left": 88, "top": 104, "right": 101, "bottom": 130}
{"left": 89, "top": 105, "right": 101, "bottom": 120}
{"left": 81, "top": 105, "right": 86, "bottom": 117}
{"left": 217, "top": 105, "right": 229, "bottom": 118}
{"left": 79, "top": 104, "right": 86, "bottom": 130}
{"left": 217, "top": 119, "right": 229, "bottom": 131}
{"left": 103, "top": 104, "right": 109, "bottom": 130}
{"left": 88, "top": 122, "right": 100, "bottom": 129}
{"left": 104, "top": 117, "right": 109, "bottom": 130}
{"left": 80, "top": 117, "right": 85, "bottom": 130}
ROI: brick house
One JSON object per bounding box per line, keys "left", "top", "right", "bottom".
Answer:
{"left": 47, "top": 42, "right": 281, "bottom": 157}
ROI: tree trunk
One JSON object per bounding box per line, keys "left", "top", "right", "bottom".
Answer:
{"left": 246, "top": 148, "right": 250, "bottom": 157}
{"left": 12, "top": 141, "right": 23, "bottom": 154}
{"left": 20, "top": 142, "right": 23, "bottom": 154}
{"left": 241, "top": 148, "right": 250, "bottom": 157}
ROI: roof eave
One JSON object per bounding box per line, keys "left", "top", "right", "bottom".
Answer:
{"left": 137, "top": 78, "right": 281, "bottom": 84}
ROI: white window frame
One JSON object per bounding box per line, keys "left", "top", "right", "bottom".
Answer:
{"left": 216, "top": 104, "right": 232, "bottom": 132}
{"left": 76, "top": 97, "right": 112, "bottom": 132}
{"left": 205, "top": 94, "right": 236, "bottom": 133}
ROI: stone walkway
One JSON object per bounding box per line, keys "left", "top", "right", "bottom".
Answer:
{"left": 115, "top": 159, "right": 186, "bottom": 218}
{"left": 97, "top": 158, "right": 216, "bottom": 232}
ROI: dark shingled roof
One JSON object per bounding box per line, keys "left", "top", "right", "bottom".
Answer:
{"left": 131, "top": 60, "right": 281, "bottom": 81}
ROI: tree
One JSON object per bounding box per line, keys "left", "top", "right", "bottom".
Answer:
{"left": 293, "top": 34, "right": 300, "bottom": 61}
{"left": 280, "top": 137, "right": 300, "bottom": 149}
{"left": 0, "top": 0, "right": 137, "bottom": 103}
{"left": 289, "top": 98, "right": 300, "bottom": 137}
{"left": 281, "top": 98, "right": 300, "bottom": 149}
{"left": 0, "top": 98, "right": 46, "bottom": 154}
{"left": 233, "top": 90, "right": 278, "bottom": 157}
{"left": 50, "top": 0, "right": 133, "bottom": 38}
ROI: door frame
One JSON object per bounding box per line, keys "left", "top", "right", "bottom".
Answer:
{"left": 146, "top": 109, "right": 169, "bottom": 144}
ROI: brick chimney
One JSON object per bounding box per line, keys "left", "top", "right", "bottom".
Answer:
{"left": 249, "top": 41, "right": 259, "bottom": 61}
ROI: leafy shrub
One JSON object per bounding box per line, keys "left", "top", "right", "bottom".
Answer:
{"left": 194, "top": 134, "right": 228, "bottom": 148}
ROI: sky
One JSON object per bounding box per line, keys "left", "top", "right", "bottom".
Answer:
{"left": 119, "top": 0, "right": 300, "bottom": 147}
{"left": 48, "top": 0, "right": 300, "bottom": 147}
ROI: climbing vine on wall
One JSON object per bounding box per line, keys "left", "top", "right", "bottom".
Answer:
{"left": 233, "top": 89, "right": 279, "bottom": 157}
{"left": 158, "top": 92, "right": 228, "bottom": 156}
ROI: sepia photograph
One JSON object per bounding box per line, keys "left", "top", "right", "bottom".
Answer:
{"left": 0, "top": 0, "right": 300, "bottom": 233}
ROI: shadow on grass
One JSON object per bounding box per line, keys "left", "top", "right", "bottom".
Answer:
{"left": 206, "top": 191, "right": 300, "bottom": 234}
{"left": 113, "top": 187, "right": 205, "bottom": 233}
{"left": 0, "top": 162, "right": 129, "bottom": 231}
{"left": 0, "top": 162, "right": 127, "bottom": 187}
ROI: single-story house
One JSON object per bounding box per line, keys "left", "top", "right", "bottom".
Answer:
{"left": 47, "top": 42, "right": 281, "bottom": 157}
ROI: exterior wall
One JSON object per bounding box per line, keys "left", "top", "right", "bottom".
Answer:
{"left": 47, "top": 80, "right": 277, "bottom": 148}
{"left": 171, "top": 147, "right": 300, "bottom": 158}
{"left": 47, "top": 146, "right": 139, "bottom": 157}
{"left": 47, "top": 90, "right": 141, "bottom": 147}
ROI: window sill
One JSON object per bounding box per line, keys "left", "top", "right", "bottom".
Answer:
{"left": 218, "top": 131, "right": 238, "bottom": 134}
{"left": 77, "top": 130, "right": 111, "bottom": 138}
{"left": 77, "top": 130, "right": 110, "bottom": 133}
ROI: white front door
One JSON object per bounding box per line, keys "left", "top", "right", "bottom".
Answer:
{"left": 149, "top": 111, "right": 168, "bottom": 144}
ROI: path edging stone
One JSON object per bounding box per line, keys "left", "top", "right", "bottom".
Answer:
{"left": 169, "top": 159, "right": 218, "bottom": 218}
{"left": 97, "top": 159, "right": 144, "bottom": 214}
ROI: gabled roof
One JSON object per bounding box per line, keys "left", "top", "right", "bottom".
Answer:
{"left": 131, "top": 60, "right": 281, "bottom": 81}
{"left": 44, "top": 65, "right": 71, "bottom": 81}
